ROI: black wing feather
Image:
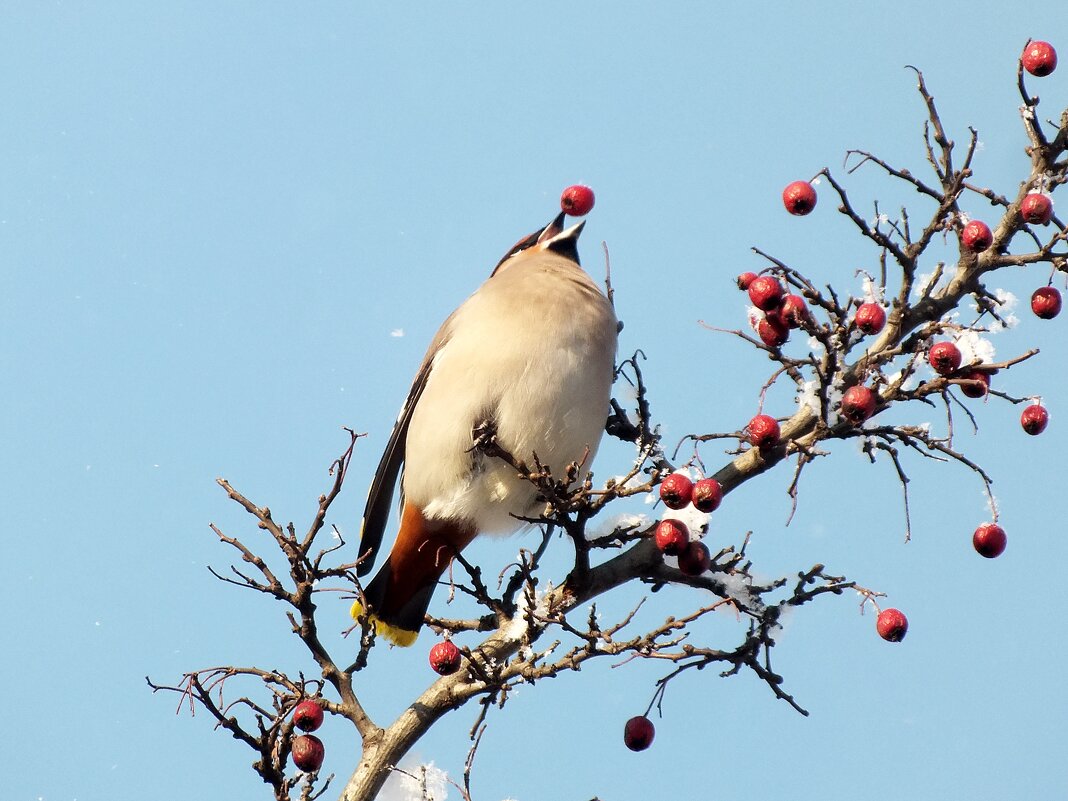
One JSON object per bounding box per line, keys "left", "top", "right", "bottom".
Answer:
{"left": 357, "top": 357, "right": 433, "bottom": 575}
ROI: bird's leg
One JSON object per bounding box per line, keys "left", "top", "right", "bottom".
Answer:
{"left": 469, "top": 418, "right": 530, "bottom": 475}
{"left": 469, "top": 418, "right": 499, "bottom": 452}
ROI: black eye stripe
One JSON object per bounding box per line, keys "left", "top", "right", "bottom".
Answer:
{"left": 491, "top": 231, "right": 540, "bottom": 275}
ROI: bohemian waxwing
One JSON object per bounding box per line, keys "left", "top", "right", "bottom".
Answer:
{"left": 351, "top": 210, "right": 618, "bottom": 646}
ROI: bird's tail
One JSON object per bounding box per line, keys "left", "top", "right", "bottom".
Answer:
{"left": 351, "top": 504, "right": 477, "bottom": 647}
{"left": 350, "top": 568, "right": 433, "bottom": 647}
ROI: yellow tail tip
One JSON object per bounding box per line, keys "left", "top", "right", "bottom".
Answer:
{"left": 349, "top": 600, "right": 419, "bottom": 647}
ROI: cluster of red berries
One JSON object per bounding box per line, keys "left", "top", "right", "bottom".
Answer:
{"left": 738, "top": 271, "right": 811, "bottom": 349}
{"left": 1020, "top": 38, "right": 1061, "bottom": 402}
{"left": 655, "top": 472, "right": 724, "bottom": 576}
{"left": 925, "top": 338, "right": 1051, "bottom": 435}
{"left": 290, "top": 700, "right": 326, "bottom": 772}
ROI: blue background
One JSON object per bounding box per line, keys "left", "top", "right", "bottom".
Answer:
{"left": 3, "top": 3, "right": 1066, "bottom": 800}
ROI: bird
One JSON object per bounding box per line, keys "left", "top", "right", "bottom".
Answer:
{"left": 350, "top": 209, "right": 618, "bottom": 646}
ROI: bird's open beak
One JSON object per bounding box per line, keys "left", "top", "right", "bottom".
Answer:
{"left": 537, "top": 211, "right": 585, "bottom": 263}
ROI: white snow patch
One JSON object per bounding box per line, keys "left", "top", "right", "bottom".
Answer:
{"left": 661, "top": 504, "right": 710, "bottom": 539}
{"left": 796, "top": 380, "right": 821, "bottom": 415}
{"left": 886, "top": 369, "right": 920, "bottom": 392}
{"left": 990, "top": 289, "right": 1020, "bottom": 331}
{"left": 984, "top": 488, "right": 1000, "bottom": 519}
{"left": 718, "top": 572, "right": 760, "bottom": 609}
{"left": 746, "top": 305, "right": 762, "bottom": 330}
{"left": 502, "top": 582, "right": 553, "bottom": 639}
{"left": 860, "top": 275, "right": 884, "bottom": 304}
{"left": 379, "top": 757, "right": 449, "bottom": 801}
{"left": 608, "top": 473, "right": 646, "bottom": 492}
{"left": 913, "top": 271, "right": 937, "bottom": 298}
{"left": 589, "top": 512, "right": 650, "bottom": 539}
{"left": 953, "top": 329, "right": 995, "bottom": 366}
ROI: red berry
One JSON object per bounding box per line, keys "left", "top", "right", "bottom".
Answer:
{"left": 876, "top": 608, "right": 908, "bottom": 642}
{"left": 854, "top": 302, "right": 887, "bottom": 335}
{"left": 748, "top": 276, "right": 784, "bottom": 311}
{"left": 840, "top": 385, "right": 877, "bottom": 424}
{"left": 560, "top": 184, "right": 595, "bottom": 216}
{"left": 972, "top": 523, "right": 1007, "bottom": 559}
{"left": 428, "top": 640, "right": 463, "bottom": 675}
{"left": 736, "top": 272, "right": 758, "bottom": 290}
{"left": 692, "top": 478, "right": 723, "bottom": 513}
{"left": 961, "top": 220, "right": 993, "bottom": 253}
{"left": 292, "top": 734, "right": 325, "bottom": 772}
{"left": 959, "top": 370, "right": 990, "bottom": 399}
{"left": 780, "top": 294, "right": 809, "bottom": 328}
{"left": 782, "top": 181, "right": 817, "bottom": 216}
{"left": 623, "top": 716, "right": 655, "bottom": 751}
{"left": 1031, "top": 286, "right": 1062, "bottom": 319}
{"left": 757, "top": 313, "right": 790, "bottom": 347}
{"left": 1020, "top": 193, "right": 1053, "bottom": 225}
{"left": 1022, "top": 40, "right": 1058, "bottom": 77}
{"left": 654, "top": 519, "right": 690, "bottom": 555}
{"left": 928, "top": 341, "right": 962, "bottom": 375}
{"left": 659, "top": 474, "right": 694, "bottom": 510}
{"left": 747, "top": 414, "right": 780, "bottom": 449}
{"left": 677, "top": 540, "right": 711, "bottom": 576}
{"left": 292, "top": 700, "right": 324, "bottom": 732}
{"left": 1021, "top": 403, "right": 1049, "bottom": 435}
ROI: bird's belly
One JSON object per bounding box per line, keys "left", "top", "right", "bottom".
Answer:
{"left": 404, "top": 330, "right": 613, "bottom": 533}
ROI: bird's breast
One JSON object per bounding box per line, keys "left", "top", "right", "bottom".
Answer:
{"left": 403, "top": 261, "right": 617, "bottom": 531}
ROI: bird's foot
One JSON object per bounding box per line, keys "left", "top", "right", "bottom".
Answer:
{"left": 469, "top": 419, "right": 499, "bottom": 454}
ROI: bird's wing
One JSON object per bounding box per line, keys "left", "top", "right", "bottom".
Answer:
{"left": 357, "top": 318, "right": 454, "bottom": 576}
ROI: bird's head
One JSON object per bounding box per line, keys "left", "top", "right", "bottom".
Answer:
{"left": 491, "top": 211, "right": 585, "bottom": 276}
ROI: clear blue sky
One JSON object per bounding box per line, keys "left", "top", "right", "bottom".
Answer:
{"left": 3, "top": 3, "right": 1066, "bottom": 800}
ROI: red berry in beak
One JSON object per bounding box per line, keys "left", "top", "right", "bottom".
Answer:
{"left": 560, "top": 184, "right": 595, "bottom": 216}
